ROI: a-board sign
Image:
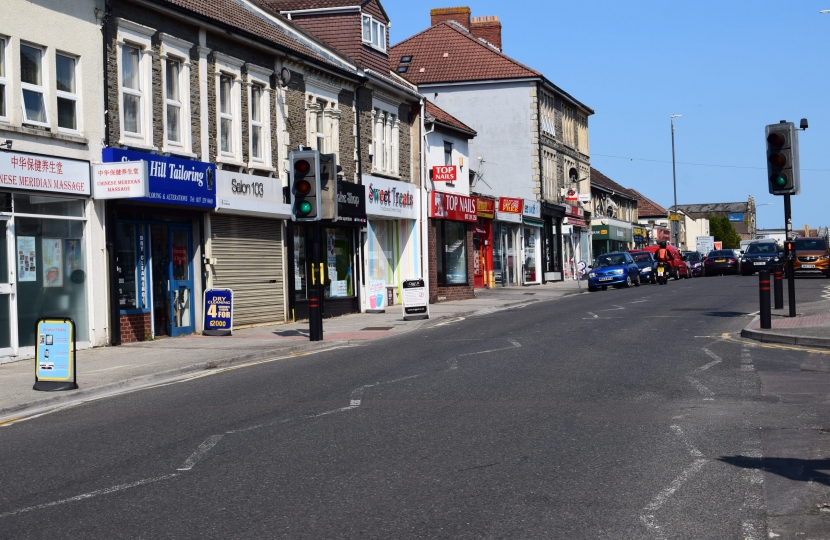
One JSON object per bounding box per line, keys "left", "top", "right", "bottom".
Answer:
{"left": 33, "top": 318, "right": 78, "bottom": 391}
{"left": 203, "top": 288, "right": 233, "bottom": 336}
{"left": 402, "top": 279, "right": 429, "bottom": 321}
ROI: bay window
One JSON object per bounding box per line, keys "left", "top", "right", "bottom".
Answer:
{"left": 20, "top": 44, "right": 48, "bottom": 126}
{"left": 56, "top": 53, "right": 78, "bottom": 132}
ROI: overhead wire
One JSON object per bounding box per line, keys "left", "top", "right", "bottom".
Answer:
{"left": 591, "top": 153, "right": 830, "bottom": 172}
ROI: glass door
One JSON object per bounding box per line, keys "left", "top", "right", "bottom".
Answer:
{"left": 168, "top": 226, "right": 194, "bottom": 337}
{"left": 0, "top": 218, "right": 15, "bottom": 356}
{"left": 505, "top": 228, "right": 516, "bottom": 286}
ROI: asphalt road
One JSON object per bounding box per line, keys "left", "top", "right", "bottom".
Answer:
{"left": 1, "top": 274, "right": 828, "bottom": 539}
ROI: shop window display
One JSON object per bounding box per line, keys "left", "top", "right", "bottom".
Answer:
{"left": 437, "top": 220, "right": 467, "bottom": 285}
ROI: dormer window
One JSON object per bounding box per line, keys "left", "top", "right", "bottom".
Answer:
{"left": 362, "top": 14, "right": 386, "bottom": 52}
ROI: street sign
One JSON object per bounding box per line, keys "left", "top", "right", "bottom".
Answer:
{"left": 203, "top": 288, "right": 233, "bottom": 336}
{"left": 696, "top": 236, "right": 715, "bottom": 255}
{"left": 402, "top": 279, "right": 429, "bottom": 320}
{"left": 33, "top": 318, "right": 77, "bottom": 391}
{"left": 669, "top": 214, "right": 681, "bottom": 221}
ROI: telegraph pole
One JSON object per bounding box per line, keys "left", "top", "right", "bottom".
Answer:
{"left": 671, "top": 114, "right": 682, "bottom": 246}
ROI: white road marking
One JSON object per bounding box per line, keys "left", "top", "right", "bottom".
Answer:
{"left": 742, "top": 520, "right": 764, "bottom": 540}
{"left": 599, "top": 305, "right": 626, "bottom": 312}
{"left": 694, "top": 359, "right": 721, "bottom": 373}
{"left": 458, "top": 339, "right": 521, "bottom": 357}
{"left": 0, "top": 473, "right": 179, "bottom": 519}
{"left": 178, "top": 435, "right": 224, "bottom": 471}
{"left": 741, "top": 365, "right": 755, "bottom": 371}
{"left": 448, "top": 358, "right": 458, "bottom": 371}
{"left": 670, "top": 425, "right": 704, "bottom": 458}
{"left": 430, "top": 316, "right": 466, "bottom": 327}
{"left": 629, "top": 300, "right": 649, "bottom": 304}
{"left": 702, "top": 348, "right": 723, "bottom": 364}
{"left": 587, "top": 312, "right": 599, "bottom": 319}
{"left": 686, "top": 376, "right": 715, "bottom": 397}
{"left": 508, "top": 339, "right": 521, "bottom": 348}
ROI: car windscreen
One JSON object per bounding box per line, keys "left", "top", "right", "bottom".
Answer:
{"left": 746, "top": 243, "right": 777, "bottom": 254}
{"left": 631, "top": 253, "right": 652, "bottom": 263}
{"left": 708, "top": 251, "right": 733, "bottom": 258}
{"left": 795, "top": 239, "right": 826, "bottom": 251}
{"left": 683, "top": 252, "right": 700, "bottom": 261}
{"left": 597, "top": 254, "right": 626, "bottom": 267}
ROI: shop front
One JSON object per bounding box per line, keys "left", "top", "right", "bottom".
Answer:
{"left": 428, "top": 191, "right": 477, "bottom": 302}
{"left": 473, "top": 196, "right": 495, "bottom": 289}
{"left": 494, "top": 197, "right": 522, "bottom": 287}
{"left": 363, "top": 175, "right": 419, "bottom": 311}
{"left": 633, "top": 226, "right": 649, "bottom": 250}
{"left": 542, "top": 202, "right": 567, "bottom": 283}
{"left": 563, "top": 215, "right": 589, "bottom": 281}
{"left": 102, "top": 148, "right": 215, "bottom": 343}
{"left": 211, "top": 170, "right": 291, "bottom": 327}
{"left": 521, "top": 199, "right": 543, "bottom": 285}
{"left": 0, "top": 151, "right": 94, "bottom": 359}
{"left": 591, "top": 221, "right": 633, "bottom": 256}
{"left": 289, "top": 180, "right": 366, "bottom": 321}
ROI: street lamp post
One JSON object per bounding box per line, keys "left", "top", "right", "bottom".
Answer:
{"left": 671, "top": 114, "right": 682, "bottom": 247}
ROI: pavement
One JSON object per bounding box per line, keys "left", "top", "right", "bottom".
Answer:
{"left": 0, "top": 280, "right": 584, "bottom": 423}
{"left": 742, "top": 291, "right": 830, "bottom": 348}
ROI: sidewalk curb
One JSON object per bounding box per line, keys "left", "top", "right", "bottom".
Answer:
{"left": 740, "top": 316, "right": 830, "bottom": 349}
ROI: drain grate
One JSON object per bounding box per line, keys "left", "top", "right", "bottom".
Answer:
{"left": 361, "top": 326, "right": 394, "bottom": 331}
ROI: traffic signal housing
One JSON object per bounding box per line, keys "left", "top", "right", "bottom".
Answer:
{"left": 784, "top": 240, "right": 796, "bottom": 261}
{"left": 766, "top": 122, "right": 800, "bottom": 196}
{"left": 319, "top": 153, "right": 341, "bottom": 220}
{"left": 290, "top": 150, "right": 321, "bottom": 221}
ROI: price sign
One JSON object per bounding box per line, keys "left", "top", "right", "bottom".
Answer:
{"left": 203, "top": 288, "right": 233, "bottom": 336}
{"left": 402, "top": 279, "right": 429, "bottom": 321}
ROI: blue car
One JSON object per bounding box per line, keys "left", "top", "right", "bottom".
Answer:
{"left": 588, "top": 252, "right": 641, "bottom": 291}
{"left": 630, "top": 251, "right": 657, "bottom": 284}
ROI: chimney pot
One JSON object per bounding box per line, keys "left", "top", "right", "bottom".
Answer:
{"left": 470, "top": 14, "right": 503, "bottom": 51}
{"left": 430, "top": 7, "right": 472, "bottom": 30}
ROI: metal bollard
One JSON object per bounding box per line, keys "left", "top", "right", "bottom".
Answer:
{"left": 773, "top": 265, "right": 784, "bottom": 310}
{"left": 759, "top": 270, "right": 772, "bottom": 330}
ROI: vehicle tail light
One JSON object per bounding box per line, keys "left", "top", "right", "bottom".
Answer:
{"left": 728, "top": 258, "right": 737, "bottom": 263}
{"left": 705, "top": 259, "right": 713, "bottom": 264}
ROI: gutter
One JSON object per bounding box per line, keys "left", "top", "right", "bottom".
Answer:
{"left": 280, "top": 6, "right": 361, "bottom": 18}
{"left": 365, "top": 69, "right": 423, "bottom": 99}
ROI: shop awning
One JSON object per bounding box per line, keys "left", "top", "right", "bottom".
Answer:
{"left": 523, "top": 218, "right": 544, "bottom": 227}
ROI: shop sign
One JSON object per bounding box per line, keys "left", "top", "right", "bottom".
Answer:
{"left": 216, "top": 170, "right": 291, "bottom": 218}
{"left": 563, "top": 217, "right": 587, "bottom": 228}
{"left": 34, "top": 318, "right": 77, "bottom": 390}
{"left": 173, "top": 246, "right": 188, "bottom": 265}
{"left": 565, "top": 188, "right": 578, "bottom": 202}
{"left": 430, "top": 191, "right": 477, "bottom": 222}
{"left": 203, "top": 288, "right": 233, "bottom": 336}
{"left": 476, "top": 197, "right": 495, "bottom": 219}
{"left": 102, "top": 148, "right": 215, "bottom": 208}
{"left": 336, "top": 180, "right": 367, "bottom": 223}
{"left": 0, "top": 150, "right": 90, "bottom": 196}
{"left": 402, "top": 278, "right": 429, "bottom": 320}
{"left": 496, "top": 197, "right": 522, "bottom": 223}
{"left": 364, "top": 174, "right": 418, "bottom": 220}
{"left": 567, "top": 205, "right": 583, "bottom": 217}
{"left": 92, "top": 161, "right": 149, "bottom": 199}
{"left": 432, "top": 165, "right": 457, "bottom": 182}
{"left": 366, "top": 279, "right": 386, "bottom": 312}
{"left": 522, "top": 199, "right": 542, "bottom": 220}
{"left": 578, "top": 193, "right": 592, "bottom": 204}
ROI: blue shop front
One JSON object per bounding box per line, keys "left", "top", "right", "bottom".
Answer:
{"left": 101, "top": 149, "right": 215, "bottom": 343}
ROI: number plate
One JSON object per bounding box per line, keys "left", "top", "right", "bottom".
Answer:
{"left": 598, "top": 277, "right": 614, "bottom": 282}
{"left": 754, "top": 262, "right": 766, "bottom": 266}
{"left": 657, "top": 269, "right": 665, "bottom": 276}
{"left": 802, "top": 264, "right": 816, "bottom": 269}
{"left": 716, "top": 259, "right": 726, "bottom": 263}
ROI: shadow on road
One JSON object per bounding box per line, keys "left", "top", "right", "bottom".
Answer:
{"left": 718, "top": 455, "right": 830, "bottom": 487}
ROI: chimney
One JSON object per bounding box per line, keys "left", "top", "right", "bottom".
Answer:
{"left": 471, "top": 15, "right": 502, "bottom": 51}
{"left": 430, "top": 7, "right": 471, "bottom": 30}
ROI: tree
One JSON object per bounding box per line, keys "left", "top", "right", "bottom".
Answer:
{"left": 708, "top": 214, "right": 742, "bottom": 249}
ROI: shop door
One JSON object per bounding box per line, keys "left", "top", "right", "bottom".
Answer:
{"left": 168, "top": 226, "right": 194, "bottom": 337}
{"left": 0, "top": 219, "right": 15, "bottom": 356}
{"left": 473, "top": 236, "right": 484, "bottom": 288}
{"left": 504, "top": 228, "right": 516, "bottom": 286}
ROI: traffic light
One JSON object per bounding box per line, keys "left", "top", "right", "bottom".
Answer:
{"left": 319, "top": 153, "right": 341, "bottom": 220}
{"left": 766, "top": 122, "right": 800, "bottom": 196}
{"left": 290, "top": 150, "right": 320, "bottom": 221}
{"left": 784, "top": 240, "right": 796, "bottom": 260}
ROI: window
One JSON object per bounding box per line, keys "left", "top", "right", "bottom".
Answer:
{"left": 561, "top": 104, "right": 575, "bottom": 147}
{"left": 246, "top": 65, "right": 273, "bottom": 169}
{"left": 577, "top": 113, "right": 589, "bottom": 154}
{"left": 0, "top": 38, "right": 7, "bottom": 120}
{"left": 540, "top": 91, "right": 555, "bottom": 136}
{"left": 443, "top": 141, "right": 453, "bottom": 166}
{"left": 165, "top": 58, "right": 182, "bottom": 143}
{"left": 121, "top": 45, "right": 142, "bottom": 135}
{"left": 372, "top": 106, "right": 400, "bottom": 176}
{"left": 219, "top": 75, "right": 233, "bottom": 154}
{"left": 20, "top": 44, "right": 48, "bottom": 126}
{"left": 117, "top": 19, "right": 155, "bottom": 146}
{"left": 250, "top": 85, "right": 262, "bottom": 159}
{"left": 306, "top": 93, "right": 339, "bottom": 163}
{"left": 436, "top": 220, "right": 467, "bottom": 285}
{"left": 361, "top": 14, "right": 387, "bottom": 52}
{"left": 313, "top": 100, "right": 326, "bottom": 152}
{"left": 56, "top": 54, "right": 78, "bottom": 132}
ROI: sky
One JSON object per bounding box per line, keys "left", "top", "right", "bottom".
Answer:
{"left": 385, "top": 0, "right": 830, "bottom": 230}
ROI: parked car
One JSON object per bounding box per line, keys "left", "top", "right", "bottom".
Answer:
{"left": 740, "top": 241, "right": 781, "bottom": 276}
{"left": 641, "top": 244, "right": 689, "bottom": 280}
{"left": 681, "top": 251, "right": 704, "bottom": 277}
{"left": 587, "top": 252, "right": 641, "bottom": 291}
{"left": 789, "top": 237, "right": 830, "bottom": 277}
{"left": 704, "top": 249, "right": 740, "bottom": 276}
{"left": 630, "top": 251, "right": 657, "bottom": 284}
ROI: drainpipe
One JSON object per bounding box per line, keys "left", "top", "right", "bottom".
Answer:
{"left": 420, "top": 97, "right": 429, "bottom": 295}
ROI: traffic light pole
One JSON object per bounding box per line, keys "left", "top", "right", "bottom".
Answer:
{"left": 784, "top": 194, "right": 796, "bottom": 317}
{"left": 308, "top": 222, "right": 324, "bottom": 341}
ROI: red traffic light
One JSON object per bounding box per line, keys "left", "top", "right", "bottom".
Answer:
{"left": 294, "top": 159, "right": 311, "bottom": 175}
{"left": 768, "top": 153, "right": 787, "bottom": 168}
{"left": 295, "top": 179, "right": 312, "bottom": 195}
{"left": 767, "top": 132, "right": 785, "bottom": 147}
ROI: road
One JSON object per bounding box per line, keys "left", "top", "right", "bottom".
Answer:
{"left": 0, "top": 274, "right": 828, "bottom": 539}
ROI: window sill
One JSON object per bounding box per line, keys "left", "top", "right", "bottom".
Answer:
{"left": 0, "top": 123, "right": 89, "bottom": 145}
{"left": 163, "top": 146, "right": 198, "bottom": 159}
{"left": 370, "top": 170, "right": 401, "bottom": 180}
{"left": 118, "top": 139, "right": 157, "bottom": 152}
{"left": 246, "top": 162, "right": 276, "bottom": 173}
{"left": 216, "top": 155, "right": 246, "bottom": 169}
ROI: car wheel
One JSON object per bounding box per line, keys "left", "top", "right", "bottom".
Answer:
{"left": 624, "top": 275, "right": 633, "bottom": 288}
{"left": 635, "top": 275, "right": 641, "bottom": 287}
{"left": 588, "top": 286, "right": 598, "bottom": 292}
{"left": 602, "top": 285, "right": 608, "bottom": 291}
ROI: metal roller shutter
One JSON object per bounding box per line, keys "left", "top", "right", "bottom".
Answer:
{"left": 211, "top": 215, "right": 284, "bottom": 326}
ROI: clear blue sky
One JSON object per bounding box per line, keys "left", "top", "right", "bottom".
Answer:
{"left": 387, "top": 1, "right": 830, "bottom": 231}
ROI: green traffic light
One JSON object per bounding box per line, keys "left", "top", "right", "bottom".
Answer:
{"left": 297, "top": 200, "right": 313, "bottom": 215}
{"left": 772, "top": 174, "right": 787, "bottom": 187}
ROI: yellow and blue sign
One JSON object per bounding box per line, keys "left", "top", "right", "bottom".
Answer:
{"left": 34, "top": 318, "right": 77, "bottom": 391}
{"left": 203, "top": 288, "right": 233, "bottom": 336}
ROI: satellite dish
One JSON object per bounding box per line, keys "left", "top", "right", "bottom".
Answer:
{"left": 279, "top": 67, "right": 291, "bottom": 87}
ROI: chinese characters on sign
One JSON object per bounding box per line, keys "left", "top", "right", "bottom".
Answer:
{"left": 92, "top": 161, "right": 149, "bottom": 199}
{"left": 0, "top": 151, "right": 91, "bottom": 196}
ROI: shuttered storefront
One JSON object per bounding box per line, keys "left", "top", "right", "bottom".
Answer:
{"left": 210, "top": 215, "right": 285, "bottom": 326}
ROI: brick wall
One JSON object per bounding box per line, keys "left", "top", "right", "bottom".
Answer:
{"left": 430, "top": 7, "right": 471, "bottom": 29}
{"left": 120, "top": 313, "right": 151, "bottom": 343}
{"left": 471, "top": 17, "right": 502, "bottom": 51}
{"left": 338, "top": 89, "right": 356, "bottom": 181}
{"left": 428, "top": 218, "right": 476, "bottom": 303}
{"left": 285, "top": 71, "right": 307, "bottom": 156}
{"left": 356, "top": 87, "right": 373, "bottom": 177}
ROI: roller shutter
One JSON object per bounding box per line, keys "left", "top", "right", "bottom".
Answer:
{"left": 211, "top": 215, "right": 284, "bottom": 326}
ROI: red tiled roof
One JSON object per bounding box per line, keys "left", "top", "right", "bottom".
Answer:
{"left": 163, "top": 0, "right": 354, "bottom": 72}
{"left": 425, "top": 100, "right": 476, "bottom": 137}
{"left": 390, "top": 21, "right": 539, "bottom": 85}
{"left": 627, "top": 188, "right": 668, "bottom": 217}
{"left": 266, "top": 0, "right": 364, "bottom": 9}
{"left": 590, "top": 168, "right": 636, "bottom": 200}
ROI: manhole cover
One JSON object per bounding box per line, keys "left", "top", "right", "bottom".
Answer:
{"left": 361, "top": 327, "right": 393, "bottom": 331}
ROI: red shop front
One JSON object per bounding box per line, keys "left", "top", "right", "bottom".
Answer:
{"left": 429, "top": 191, "right": 478, "bottom": 303}
{"left": 473, "top": 196, "right": 495, "bottom": 288}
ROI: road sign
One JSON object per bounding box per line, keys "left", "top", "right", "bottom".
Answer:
{"left": 669, "top": 214, "right": 681, "bottom": 221}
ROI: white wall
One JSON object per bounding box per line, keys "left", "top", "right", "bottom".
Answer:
{"left": 424, "top": 81, "right": 536, "bottom": 201}
{"left": 2, "top": 0, "right": 109, "bottom": 347}
{"left": 425, "top": 128, "right": 470, "bottom": 197}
